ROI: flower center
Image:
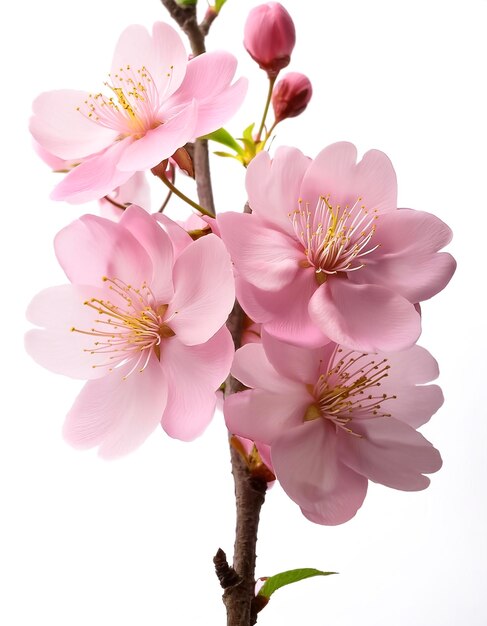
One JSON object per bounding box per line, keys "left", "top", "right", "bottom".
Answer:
{"left": 71, "top": 277, "right": 175, "bottom": 378}
{"left": 304, "top": 347, "right": 397, "bottom": 436}
{"left": 77, "top": 64, "right": 175, "bottom": 137}
{"left": 290, "top": 196, "right": 380, "bottom": 283}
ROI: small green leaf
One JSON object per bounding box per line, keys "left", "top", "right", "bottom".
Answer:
{"left": 175, "top": 0, "right": 197, "bottom": 5}
{"left": 258, "top": 568, "right": 337, "bottom": 600}
{"left": 202, "top": 128, "right": 244, "bottom": 155}
{"left": 242, "top": 122, "right": 255, "bottom": 142}
{"left": 215, "top": 0, "right": 227, "bottom": 10}
{"left": 213, "top": 151, "right": 241, "bottom": 160}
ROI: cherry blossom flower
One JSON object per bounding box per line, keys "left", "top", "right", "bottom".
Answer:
{"left": 25, "top": 206, "right": 235, "bottom": 458}
{"left": 224, "top": 331, "right": 443, "bottom": 525}
{"left": 30, "top": 22, "right": 247, "bottom": 204}
{"left": 218, "top": 143, "right": 456, "bottom": 352}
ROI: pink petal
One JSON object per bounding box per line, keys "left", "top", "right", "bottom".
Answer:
{"left": 272, "top": 420, "right": 368, "bottom": 525}
{"left": 50, "top": 138, "right": 134, "bottom": 204}
{"left": 345, "top": 344, "right": 444, "bottom": 428}
{"left": 116, "top": 101, "right": 197, "bottom": 171}
{"left": 245, "top": 147, "right": 310, "bottom": 235}
{"left": 25, "top": 284, "right": 115, "bottom": 379}
{"left": 261, "top": 330, "right": 332, "bottom": 384}
{"left": 119, "top": 206, "right": 174, "bottom": 302}
{"left": 309, "top": 279, "right": 421, "bottom": 352}
{"left": 231, "top": 343, "right": 304, "bottom": 394}
{"left": 100, "top": 171, "right": 152, "bottom": 218}
{"left": 299, "top": 142, "right": 397, "bottom": 214}
{"left": 166, "top": 234, "right": 235, "bottom": 345}
{"left": 160, "top": 327, "right": 233, "bottom": 440}
{"left": 236, "top": 272, "right": 329, "bottom": 348}
{"left": 351, "top": 209, "right": 456, "bottom": 302}
{"left": 338, "top": 417, "right": 442, "bottom": 491}
{"left": 54, "top": 213, "right": 152, "bottom": 288}
{"left": 153, "top": 213, "right": 193, "bottom": 256}
{"left": 30, "top": 90, "right": 118, "bottom": 160}
{"left": 168, "top": 51, "right": 237, "bottom": 103}
{"left": 192, "top": 78, "right": 248, "bottom": 138}
{"left": 111, "top": 23, "right": 187, "bottom": 99}
{"left": 218, "top": 212, "right": 301, "bottom": 290}
{"left": 224, "top": 388, "right": 309, "bottom": 444}
{"left": 63, "top": 355, "right": 168, "bottom": 458}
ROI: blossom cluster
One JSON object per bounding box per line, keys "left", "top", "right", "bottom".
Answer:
{"left": 27, "top": 4, "right": 455, "bottom": 525}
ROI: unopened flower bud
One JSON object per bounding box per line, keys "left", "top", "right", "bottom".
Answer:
{"left": 244, "top": 2, "right": 296, "bottom": 78}
{"left": 272, "top": 72, "right": 312, "bottom": 123}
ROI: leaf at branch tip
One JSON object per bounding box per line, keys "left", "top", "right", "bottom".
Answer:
{"left": 257, "top": 568, "right": 337, "bottom": 600}
{"left": 201, "top": 128, "right": 244, "bottom": 155}
{"left": 213, "top": 151, "right": 241, "bottom": 161}
{"left": 214, "top": 0, "right": 227, "bottom": 11}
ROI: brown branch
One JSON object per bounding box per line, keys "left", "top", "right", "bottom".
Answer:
{"left": 218, "top": 301, "right": 268, "bottom": 626}
{"left": 161, "top": 0, "right": 216, "bottom": 215}
{"left": 194, "top": 139, "right": 215, "bottom": 216}
{"left": 160, "top": 0, "right": 205, "bottom": 54}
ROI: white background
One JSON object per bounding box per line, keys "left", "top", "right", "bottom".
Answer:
{"left": 1, "top": 0, "right": 486, "bottom": 624}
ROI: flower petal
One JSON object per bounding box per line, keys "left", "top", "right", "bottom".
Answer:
{"left": 166, "top": 234, "right": 235, "bottom": 345}
{"left": 309, "top": 279, "right": 421, "bottom": 352}
{"left": 54, "top": 213, "right": 152, "bottom": 288}
{"left": 231, "top": 343, "right": 303, "bottom": 393}
{"left": 153, "top": 213, "right": 193, "bottom": 256}
{"left": 338, "top": 417, "right": 442, "bottom": 491}
{"left": 350, "top": 209, "right": 456, "bottom": 302}
{"left": 192, "top": 78, "right": 248, "bottom": 138}
{"left": 218, "top": 211, "right": 301, "bottom": 290}
{"left": 111, "top": 22, "right": 187, "bottom": 99}
{"left": 299, "top": 142, "right": 397, "bottom": 214}
{"left": 30, "top": 90, "right": 118, "bottom": 160}
{"left": 169, "top": 51, "right": 237, "bottom": 102}
{"left": 236, "top": 272, "right": 329, "bottom": 348}
{"left": 116, "top": 101, "right": 197, "bottom": 171}
{"left": 224, "top": 388, "right": 309, "bottom": 444}
{"left": 246, "top": 147, "right": 310, "bottom": 235}
{"left": 160, "top": 327, "right": 233, "bottom": 440}
{"left": 100, "top": 171, "right": 152, "bottom": 218}
{"left": 261, "top": 330, "right": 329, "bottom": 384}
{"left": 63, "top": 354, "right": 168, "bottom": 458}
{"left": 119, "top": 206, "right": 174, "bottom": 302}
{"left": 50, "top": 138, "right": 134, "bottom": 204}
{"left": 272, "top": 420, "right": 368, "bottom": 525}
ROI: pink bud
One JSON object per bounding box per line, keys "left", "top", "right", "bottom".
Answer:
{"left": 244, "top": 2, "right": 296, "bottom": 78}
{"left": 272, "top": 72, "right": 312, "bottom": 123}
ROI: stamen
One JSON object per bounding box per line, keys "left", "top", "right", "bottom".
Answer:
{"left": 304, "top": 347, "right": 397, "bottom": 435}
{"left": 71, "top": 277, "right": 174, "bottom": 377}
{"left": 289, "top": 196, "right": 379, "bottom": 280}
{"left": 76, "top": 64, "right": 167, "bottom": 137}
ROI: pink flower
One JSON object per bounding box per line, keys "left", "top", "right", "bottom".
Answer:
{"left": 224, "top": 331, "right": 443, "bottom": 525}
{"left": 25, "top": 206, "right": 235, "bottom": 458}
{"left": 30, "top": 22, "right": 247, "bottom": 204}
{"left": 272, "top": 72, "right": 312, "bottom": 123}
{"left": 244, "top": 3, "right": 296, "bottom": 78}
{"left": 218, "top": 143, "right": 456, "bottom": 352}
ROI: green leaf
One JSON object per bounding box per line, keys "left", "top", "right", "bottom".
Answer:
{"left": 213, "top": 150, "right": 241, "bottom": 160}
{"left": 201, "top": 128, "right": 244, "bottom": 155}
{"left": 258, "top": 568, "right": 337, "bottom": 600}
{"left": 175, "top": 0, "right": 197, "bottom": 5}
{"left": 215, "top": 0, "right": 227, "bottom": 10}
{"left": 242, "top": 122, "right": 255, "bottom": 142}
